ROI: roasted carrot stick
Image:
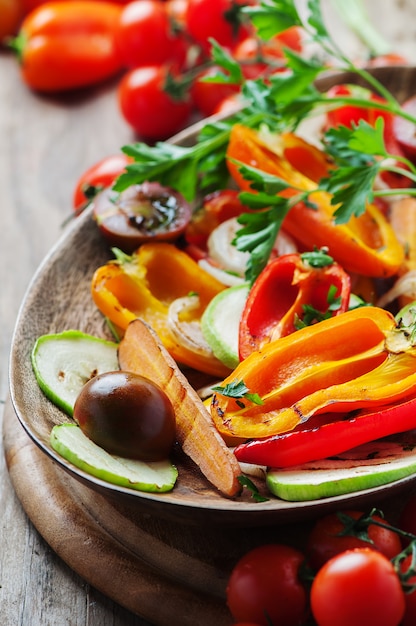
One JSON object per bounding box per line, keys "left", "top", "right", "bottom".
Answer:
{"left": 118, "top": 319, "right": 241, "bottom": 497}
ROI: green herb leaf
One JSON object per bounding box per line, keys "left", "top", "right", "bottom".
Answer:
{"left": 238, "top": 475, "right": 270, "bottom": 503}
{"left": 235, "top": 204, "right": 288, "bottom": 283}
{"left": 206, "top": 39, "right": 244, "bottom": 84}
{"left": 242, "top": 0, "right": 302, "bottom": 40}
{"left": 301, "top": 248, "right": 334, "bottom": 268}
{"left": 212, "top": 380, "right": 264, "bottom": 406}
{"left": 320, "top": 161, "right": 380, "bottom": 222}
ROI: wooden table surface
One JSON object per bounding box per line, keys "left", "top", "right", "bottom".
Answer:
{"left": 1, "top": 2, "right": 415, "bottom": 624}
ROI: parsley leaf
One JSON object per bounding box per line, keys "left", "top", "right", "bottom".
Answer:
{"left": 242, "top": 0, "right": 302, "bottom": 40}
{"left": 320, "top": 162, "right": 380, "bottom": 222}
{"left": 212, "top": 380, "right": 263, "bottom": 407}
{"left": 301, "top": 249, "right": 334, "bottom": 268}
{"left": 205, "top": 39, "right": 244, "bottom": 85}
{"left": 238, "top": 476, "right": 270, "bottom": 503}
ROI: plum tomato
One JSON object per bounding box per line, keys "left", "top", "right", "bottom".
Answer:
{"left": 310, "top": 548, "right": 405, "bottom": 626}
{"left": 73, "top": 370, "right": 176, "bottom": 461}
{"left": 115, "top": 0, "right": 188, "bottom": 70}
{"left": 72, "top": 153, "right": 132, "bottom": 213}
{"left": 226, "top": 544, "right": 308, "bottom": 626}
{"left": 118, "top": 65, "right": 192, "bottom": 140}
{"left": 306, "top": 509, "right": 402, "bottom": 571}
{"left": 92, "top": 181, "right": 192, "bottom": 253}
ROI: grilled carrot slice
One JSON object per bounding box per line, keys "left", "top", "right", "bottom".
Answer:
{"left": 118, "top": 318, "right": 241, "bottom": 497}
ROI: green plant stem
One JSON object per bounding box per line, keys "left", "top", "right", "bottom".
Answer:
{"left": 329, "top": 0, "right": 392, "bottom": 57}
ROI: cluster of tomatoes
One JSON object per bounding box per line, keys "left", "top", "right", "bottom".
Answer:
{"left": 226, "top": 497, "right": 416, "bottom": 626}
{"left": 1, "top": 0, "right": 303, "bottom": 141}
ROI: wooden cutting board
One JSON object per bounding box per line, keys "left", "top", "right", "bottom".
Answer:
{"left": 5, "top": 396, "right": 415, "bottom": 626}
{"left": 4, "top": 397, "right": 321, "bottom": 626}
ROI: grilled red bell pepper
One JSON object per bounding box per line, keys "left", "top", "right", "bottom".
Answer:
{"left": 234, "top": 395, "right": 416, "bottom": 468}
{"left": 239, "top": 250, "right": 351, "bottom": 359}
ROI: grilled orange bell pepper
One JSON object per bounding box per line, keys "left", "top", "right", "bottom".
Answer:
{"left": 91, "top": 243, "right": 230, "bottom": 377}
{"left": 211, "top": 305, "right": 416, "bottom": 441}
{"left": 12, "top": 1, "right": 123, "bottom": 92}
{"left": 226, "top": 125, "right": 404, "bottom": 278}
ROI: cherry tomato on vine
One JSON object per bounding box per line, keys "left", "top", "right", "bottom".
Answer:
{"left": 310, "top": 548, "right": 405, "bottom": 626}
{"left": 185, "top": 0, "right": 253, "bottom": 57}
{"left": 398, "top": 495, "right": 416, "bottom": 542}
{"left": 92, "top": 181, "right": 192, "bottom": 252}
{"left": 72, "top": 153, "right": 132, "bottom": 212}
{"left": 226, "top": 544, "right": 308, "bottom": 626}
{"left": 115, "top": 0, "right": 188, "bottom": 69}
{"left": 366, "top": 52, "right": 408, "bottom": 68}
{"left": 393, "top": 95, "right": 416, "bottom": 164}
{"left": 399, "top": 554, "right": 416, "bottom": 626}
{"left": 306, "top": 509, "right": 402, "bottom": 571}
{"left": 234, "top": 27, "right": 303, "bottom": 80}
{"left": 165, "top": 0, "right": 187, "bottom": 25}
{"left": 190, "top": 65, "right": 240, "bottom": 117}
{"left": 118, "top": 65, "right": 192, "bottom": 140}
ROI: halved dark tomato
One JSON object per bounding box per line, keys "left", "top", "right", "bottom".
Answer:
{"left": 92, "top": 182, "right": 192, "bottom": 253}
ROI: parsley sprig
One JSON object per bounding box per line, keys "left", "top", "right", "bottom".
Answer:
{"left": 113, "top": 0, "right": 416, "bottom": 284}
{"left": 212, "top": 380, "right": 263, "bottom": 409}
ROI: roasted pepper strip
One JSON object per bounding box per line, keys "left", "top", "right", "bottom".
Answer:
{"left": 226, "top": 125, "right": 404, "bottom": 277}
{"left": 239, "top": 250, "right": 351, "bottom": 359}
{"left": 91, "top": 243, "right": 229, "bottom": 377}
{"left": 211, "top": 306, "right": 416, "bottom": 440}
{"left": 234, "top": 395, "right": 416, "bottom": 468}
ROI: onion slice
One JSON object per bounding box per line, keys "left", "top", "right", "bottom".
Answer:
{"left": 167, "top": 295, "right": 214, "bottom": 357}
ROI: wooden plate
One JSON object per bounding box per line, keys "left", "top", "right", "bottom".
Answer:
{"left": 9, "top": 67, "right": 416, "bottom": 527}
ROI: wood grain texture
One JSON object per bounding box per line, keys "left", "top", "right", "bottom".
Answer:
{"left": 1, "top": 2, "right": 416, "bottom": 624}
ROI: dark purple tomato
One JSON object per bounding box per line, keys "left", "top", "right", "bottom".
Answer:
{"left": 73, "top": 370, "right": 176, "bottom": 461}
{"left": 92, "top": 181, "right": 192, "bottom": 253}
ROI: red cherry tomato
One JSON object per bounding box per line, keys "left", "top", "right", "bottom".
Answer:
{"left": 185, "top": 0, "right": 253, "bottom": 57}
{"left": 366, "top": 53, "right": 408, "bottom": 68}
{"left": 306, "top": 509, "right": 402, "bottom": 571}
{"left": 234, "top": 27, "right": 303, "bottom": 80}
{"left": 190, "top": 65, "right": 240, "bottom": 117}
{"left": 165, "top": 0, "right": 187, "bottom": 26}
{"left": 226, "top": 544, "right": 308, "bottom": 626}
{"left": 0, "top": 0, "right": 23, "bottom": 40}
{"left": 310, "top": 548, "right": 405, "bottom": 626}
{"left": 92, "top": 181, "right": 192, "bottom": 252}
{"left": 398, "top": 495, "right": 416, "bottom": 542}
{"left": 72, "top": 153, "right": 132, "bottom": 212}
{"left": 115, "top": 0, "right": 188, "bottom": 69}
{"left": 118, "top": 65, "right": 192, "bottom": 140}
{"left": 393, "top": 95, "right": 416, "bottom": 164}
{"left": 399, "top": 554, "right": 416, "bottom": 626}
{"left": 184, "top": 188, "right": 250, "bottom": 249}
{"left": 213, "top": 93, "right": 243, "bottom": 115}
